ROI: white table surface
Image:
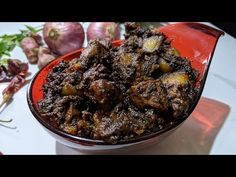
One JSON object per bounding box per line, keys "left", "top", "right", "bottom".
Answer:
{"left": 0, "top": 22, "right": 235, "bottom": 155}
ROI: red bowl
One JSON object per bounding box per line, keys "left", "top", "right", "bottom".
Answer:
{"left": 27, "top": 22, "right": 224, "bottom": 152}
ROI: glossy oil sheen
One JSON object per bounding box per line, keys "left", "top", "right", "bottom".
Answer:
{"left": 27, "top": 22, "right": 224, "bottom": 150}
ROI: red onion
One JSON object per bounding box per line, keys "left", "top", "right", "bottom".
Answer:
{"left": 87, "top": 22, "right": 121, "bottom": 41}
{"left": 28, "top": 32, "right": 43, "bottom": 46}
{"left": 20, "top": 37, "right": 39, "bottom": 64}
{"left": 37, "top": 47, "right": 56, "bottom": 69}
{"left": 43, "top": 22, "right": 85, "bottom": 55}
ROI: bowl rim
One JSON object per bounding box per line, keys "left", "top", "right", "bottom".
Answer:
{"left": 27, "top": 25, "right": 222, "bottom": 145}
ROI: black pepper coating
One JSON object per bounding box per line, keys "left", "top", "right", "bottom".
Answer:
{"left": 38, "top": 22, "right": 199, "bottom": 144}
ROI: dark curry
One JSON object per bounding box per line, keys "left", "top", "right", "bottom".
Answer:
{"left": 38, "top": 22, "right": 199, "bottom": 143}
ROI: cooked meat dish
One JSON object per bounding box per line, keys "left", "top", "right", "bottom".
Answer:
{"left": 38, "top": 22, "right": 199, "bottom": 143}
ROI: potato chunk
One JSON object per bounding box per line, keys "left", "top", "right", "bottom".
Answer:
{"left": 61, "top": 83, "right": 78, "bottom": 96}
{"left": 142, "top": 36, "right": 164, "bottom": 53}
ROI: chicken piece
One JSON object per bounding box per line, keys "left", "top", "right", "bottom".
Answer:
{"left": 60, "top": 71, "right": 84, "bottom": 96}
{"left": 80, "top": 39, "right": 110, "bottom": 59}
{"left": 127, "top": 106, "right": 159, "bottom": 130}
{"left": 77, "top": 119, "right": 93, "bottom": 137}
{"left": 79, "top": 64, "right": 109, "bottom": 91}
{"left": 141, "top": 55, "right": 160, "bottom": 77}
{"left": 129, "top": 79, "right": 169, "bottom": 111}
{"left": 85, "top": 79, "right": 121, "bottom": 109}
{"left": 93, "top": 108, "right": 145, "bottom": 143}
{"left": 113, "top": 50, "right": 162, "bottom": 83}
{"left": 124, "top": 22, "right": 151, "bottom": 39}
{"left": 66, "top": 39, "right": 111, "bottom": 73}
{"left": 79, "top": 39, "right": 111, "bottom": 69}
{"left": 123, "top": 22, "right": 151, "bottom": 52}
{"left": 41, "top": 95, "right": 82, "bottom": 122}
{"left": 124, "top": 22, "right": 141, "bottom": 34}
{"left": 93, "top": 103, "right": 159, "bottom": 143}
{"left": 82, "top": 64, "right": 108, "bottom": 83}
{"left": 123, "top": 35, "right": 141, "bottom": 51}
{"left": 112, "top": 52, "right": 140, "bottom": 84}
{"left": 93, "top": 111, "right": 129, "bottom": 143}
{"left": 161, "top": 71, "right": 193, "bottom": 118}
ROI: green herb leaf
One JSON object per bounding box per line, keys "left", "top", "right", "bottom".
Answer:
{"left": 25, "top": 25, "right": 38, "bottom": 33}
{"left": 0, "top": 58, "right": 8, "bottom": 66}
{"left": 0, "top": 24, "right": 42, "bottom": 63}
{"left": 25, "top": 25, "right": 43, "bottom": 33}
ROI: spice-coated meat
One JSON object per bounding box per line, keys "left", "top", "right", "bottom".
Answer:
{"left": 38, "top": 22, "right": 198, "bottom": 143}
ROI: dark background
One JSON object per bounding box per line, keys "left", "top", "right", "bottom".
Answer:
{"left": 212, "top": 23, "right": 236, "bottom": 38}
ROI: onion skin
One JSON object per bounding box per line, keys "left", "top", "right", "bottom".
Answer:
{"left": 28, "top": 32, "right": 43, "bottom": 46}
{"left": 43, "top": 22, "right": 85, "bottom": 55}
{"left": 20, "top": 37, "right": 39, "bottom": 64}
{"left": 87, "top": 22, "right": 121, "bottom": 41}
{"left": 37, "top": 47, "right": 56, "bottom": 69}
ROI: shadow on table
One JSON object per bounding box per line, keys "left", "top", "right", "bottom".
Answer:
{"left": 56, "top": 97, "right": 230, "bottom": 155}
